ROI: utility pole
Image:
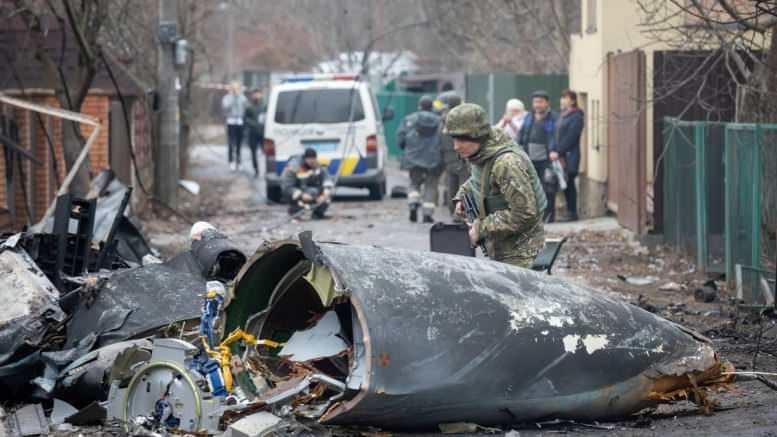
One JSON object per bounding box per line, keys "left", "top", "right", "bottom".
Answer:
{"left": 156, "top": 0, "right": 180, "bottom": 209}
{"left": 225, "top": 1, "right": 234, "bottom": 80}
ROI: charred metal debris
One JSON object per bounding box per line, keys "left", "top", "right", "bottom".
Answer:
{"left": 1, "top": 216, "right": 736, "bottom": 435}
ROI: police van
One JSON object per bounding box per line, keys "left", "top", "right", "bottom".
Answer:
{"left": 263, "top": 74, "right": 390, "bottom": 202}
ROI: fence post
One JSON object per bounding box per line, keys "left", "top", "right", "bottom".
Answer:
{"left": 752, "top": 124, "right": 762, "bottom": 270}
{"left": 663, "top": 118, "right": 676, "bottom": 246}
{"left": 724, "top": 125, "right": 734, "bottom": 283}
{"left": 694, "top": 122, "right": 708, "bottom": 272}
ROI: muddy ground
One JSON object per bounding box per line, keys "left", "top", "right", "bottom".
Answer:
{"left": 131, "top": 145, "right": 777, "bottom": 436}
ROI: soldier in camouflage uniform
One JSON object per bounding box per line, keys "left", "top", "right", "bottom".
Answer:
{"left": 435, "top": 91, "right": 469, "bottom": 220}
{"left": 445, "top": 103, "right": 546, "bottom": 268}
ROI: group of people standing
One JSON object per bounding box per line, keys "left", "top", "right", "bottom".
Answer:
{"left": 221, "top": 82, "right": 266, "bottom": 178}
{"left": 497, "top": 89, "right": 584, "bottom": 223}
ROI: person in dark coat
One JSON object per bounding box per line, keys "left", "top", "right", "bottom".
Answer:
{"left": 552, "top": 89, "right": 584, "bottom": 221}
{"left": 244, "top": 88, "right": 266, "bottom": 178}
{"left": 518, "top": 90, "right": 558, "bottom": 222}
{"left": 396, "top": 95, "right": 443, "bottom": 223}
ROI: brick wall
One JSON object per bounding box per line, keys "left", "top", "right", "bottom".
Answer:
{"left": 0, "top": 93, "right": 114, "bottom": 231}
{"left": 12, "top": 103, "right": 33, "bottom": 223}
{"left": 80, "top": 94, "right": 110, "bottom": 170}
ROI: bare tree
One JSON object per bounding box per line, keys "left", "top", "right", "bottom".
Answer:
{"left": 638, "top": 1, "right": 777, "bottom": 121}
{"left": 10, "top": 0, "right": 111, "bottom": 195}
{"left": 420, "top": 0, "right": 580, "bottom": 73}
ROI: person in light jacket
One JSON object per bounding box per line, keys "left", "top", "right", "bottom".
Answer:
{"left": 221, "top": 81, "right": 248, "bottom": 171}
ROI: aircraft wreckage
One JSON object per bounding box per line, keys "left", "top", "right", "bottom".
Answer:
{"left": 202, "top": 233, "right": 731, "bottom": 430}
{"left": 4, "top": 228, "right": 732, "bottom": 434}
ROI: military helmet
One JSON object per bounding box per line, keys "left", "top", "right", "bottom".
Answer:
{"left": 442, "top": 103, "right": 490, "bottom": 139}
{"left": 418, "top": 95, "right": 434, "bottom": 111}
{"left": 437, "top": 91, "right": 462, "bottom": 110}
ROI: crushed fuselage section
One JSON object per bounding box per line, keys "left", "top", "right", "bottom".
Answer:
{"left": 226, "top": 239, "right": 731, "bottom": 430}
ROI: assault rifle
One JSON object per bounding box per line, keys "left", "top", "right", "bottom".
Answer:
{"left": 461, "top": 191, "right": 488, "bottom": 257}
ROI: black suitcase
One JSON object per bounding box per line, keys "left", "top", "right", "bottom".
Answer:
{"left": 429, "top": 222, "right": 475, "bottom": 257}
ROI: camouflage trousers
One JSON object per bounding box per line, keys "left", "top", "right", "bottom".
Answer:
{"left": 496, "top": 253, "right": 536, "bottom": 269}
{"left": 408, "top": 167, "right": 440, "bottom": 216}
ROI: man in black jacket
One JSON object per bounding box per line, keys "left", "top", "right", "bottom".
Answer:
{"left": 244, "top": 88, "right": 266, "bottom": 178}
{"left": 552, "top": 89, "right": 585, "bottom": 221}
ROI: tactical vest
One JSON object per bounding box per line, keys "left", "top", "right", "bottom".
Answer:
{"left": 477, "top": 148, "right": 547, "bottom": 219}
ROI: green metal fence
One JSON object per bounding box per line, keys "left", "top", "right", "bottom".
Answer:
{"left": 465, "top": 73, "right": 568, "bottom": 123}
{"left": 376, "top": 91, "right": 423, "bottom": 157}
{"left": 662, "top": 118, "right": 776, "bottom": 287}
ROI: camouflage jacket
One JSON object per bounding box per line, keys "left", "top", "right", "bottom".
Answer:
{"left": 455, "top": 128, "right": 545, "bottom": 267}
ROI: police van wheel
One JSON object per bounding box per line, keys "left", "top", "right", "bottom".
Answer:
{"left": 266, "top": 186, "right": 282, "bottom": 203}
{"left": 368, "top": 181, "right": 386, "bottom": 201}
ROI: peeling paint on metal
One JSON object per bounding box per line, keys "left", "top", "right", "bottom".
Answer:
{"left": 582, "top": 335, "right": 609, "bottom": 354}
{"left": 562, "top": 335, "right": 580, "bottom": 353}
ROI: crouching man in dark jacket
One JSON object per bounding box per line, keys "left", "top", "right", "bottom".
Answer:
{"left": 281, "top": 148, "right": 333, "bottom": 219}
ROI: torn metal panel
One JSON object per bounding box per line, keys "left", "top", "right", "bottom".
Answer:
{"left": 8, "top": 403, "right": 47, "bottom": 436}
{"left": 51, "top": 399, "right": 78, "bottom": 425}
{"left": 229, "top": 240, "right": 731, "bottom": 430}
{"left": 278, "top": 311, "right": 348, "bottom": 362}
{"left": 227, "top": 411, "right": 283, "bottom": 437}
{"left": 65, "top": 261, "right": 206, "bottom": 349}
{"left": 55, "top": 339, "right": 152, "bottom": 407}
{"left": 0, "top": 247, "right": 65, "bottom": 366}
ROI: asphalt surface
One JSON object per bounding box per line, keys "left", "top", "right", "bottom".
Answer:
{"left": 166, "top": 144, "right": 469, "bottom": 254}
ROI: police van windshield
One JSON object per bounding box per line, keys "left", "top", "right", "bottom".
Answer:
{"left": 274, "top": 89, "right": 365, "bottom": 124}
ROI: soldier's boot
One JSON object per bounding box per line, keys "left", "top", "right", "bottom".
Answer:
{"left": 408, "top": 190, "right": 421, "bottom": 223}
{"left": 422, "top": 202, "right": 435, "bottom": 223}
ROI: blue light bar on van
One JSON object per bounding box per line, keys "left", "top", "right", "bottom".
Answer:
{"left": 283, "top": 73, "right": 359, "bottom": 83}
